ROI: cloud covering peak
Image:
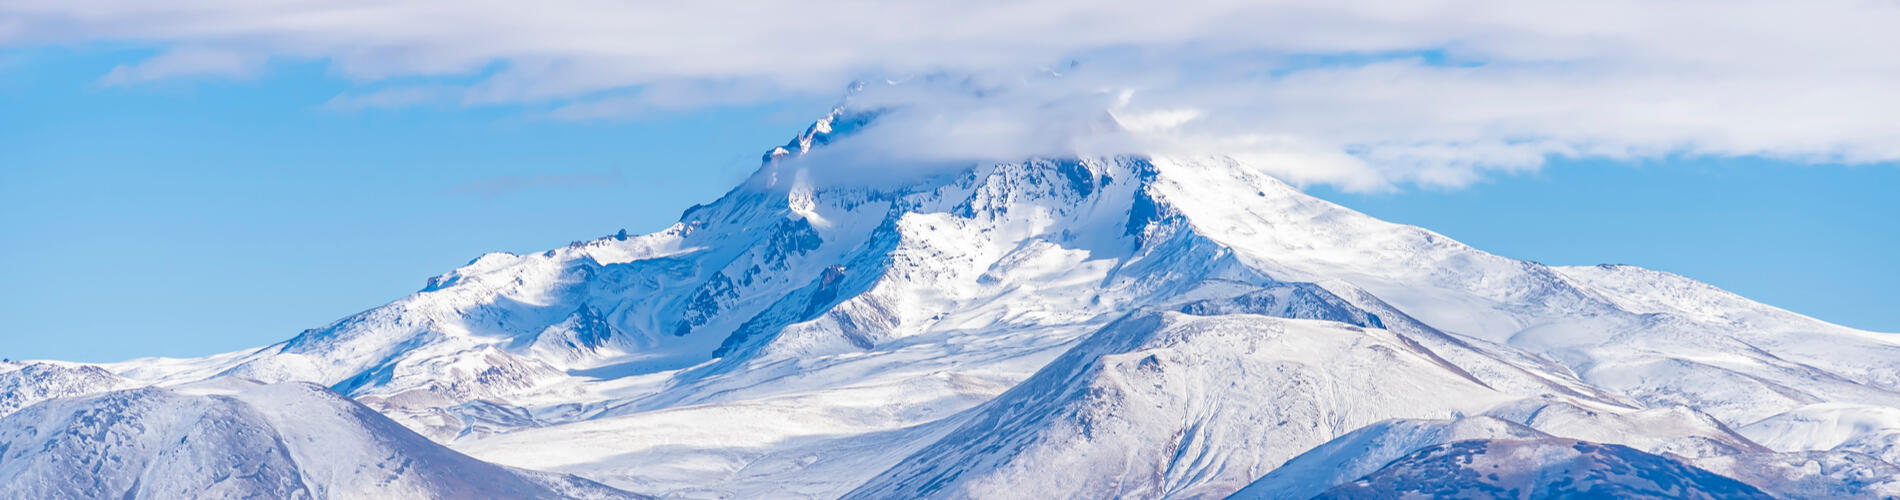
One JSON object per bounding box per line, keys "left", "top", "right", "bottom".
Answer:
{"left": 6, "top": 0, "right": 1898, "bottom": 189}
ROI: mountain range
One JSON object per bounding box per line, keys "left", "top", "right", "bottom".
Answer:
{"left": 5, "top": 101, "right": 1900, "bottom": 499}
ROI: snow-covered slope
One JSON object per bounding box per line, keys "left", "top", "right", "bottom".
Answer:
{"left": 6, "top": 99, "right": 1899, "bottom": 498}
{"left": 0, "top": 381, "right": 639, "bottom": 499}
{"left": 1740, "top": 403, "right": 1900, "bottom": 464}
{"left": 845, "top": 312, "right": 1528, "bottom": 499}
{"left": 1693, "top": 450, "right": 1900, "bottom": 499}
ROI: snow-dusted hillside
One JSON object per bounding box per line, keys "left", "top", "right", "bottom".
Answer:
{"left": 0, "top": 361, "right": 131, "bottom": 418}
{"left": 1230, "top": 417, "right": 1557, "bottom": 500}
{"left": 1315, "top": 438, "right": 1773, "bottom": 499}
{"left": 5, "top": 98, "right": 1899, "bottom": 498}
{"left": 0, "top": 381, "right": 639, "bottom": 499}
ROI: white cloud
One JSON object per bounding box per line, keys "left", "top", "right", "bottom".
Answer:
{"left": 6, "top": 0, "right": 1899, "bottom": 189}
{"left": 547, "top": 79, "right": 799, "bottom": 120}
{"left": 99, "top": 46, "right": 260, "bottom": 85}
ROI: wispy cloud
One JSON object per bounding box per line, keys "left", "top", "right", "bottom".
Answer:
{"left": 6, "top": 0, "right": 1899, "bottom": 189}
{"left": 98, "top": 46, "right": 259, "bottom": 86}
{"left": 323, "top": 85, "right": 455, "bottom": 111}
{"left": 546, "top": 79, "right": 793, "bottom": 121}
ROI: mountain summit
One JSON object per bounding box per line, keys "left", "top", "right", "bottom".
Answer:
{"left": 5, "top": 106, "right": 1900, "bottom": 499}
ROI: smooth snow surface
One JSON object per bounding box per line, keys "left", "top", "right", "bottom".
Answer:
{"left": 5, "top": 105, "right": 1899, "bottom": 498}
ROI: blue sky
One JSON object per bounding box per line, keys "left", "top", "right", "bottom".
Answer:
{"left": 4, "top": 3, "right": 1899, "bottom": 363}
{"left": 1, "top": 49, "right": 833, "bottom": 361}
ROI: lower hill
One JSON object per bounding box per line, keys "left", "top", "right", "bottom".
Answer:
{"left": 0, "top": 381, "right": 640, "bottom": 500}
{"left": 1317, "top": 438, "right": 1772, "bottom": 500}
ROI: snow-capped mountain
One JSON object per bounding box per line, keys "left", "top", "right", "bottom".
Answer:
{"left": 5, "top": 98, "right": 1900, "bottom": 499}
